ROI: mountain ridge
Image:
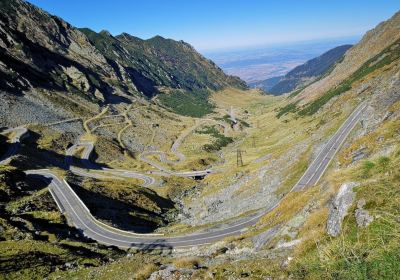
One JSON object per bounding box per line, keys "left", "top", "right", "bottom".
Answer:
{"left": 251, "top": 44, "right": 352, "bottom": 95}
{"left": 0, "top": 0, "right": 246, "bottom": 105}
{"left": 296, "top": 10, "right": 400, "bottom": 104}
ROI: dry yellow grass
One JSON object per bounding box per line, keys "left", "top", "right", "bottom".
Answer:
{"left": 172, "top": 256, "right": 201, "bottom": 269}
{"left": 80, "top": 133, "right": 97, "bottom": 142}
{"left": 211, "top": 87, "right": 269, "bottom": 109}
{"left": 258, "top": 187, "right": 319, "bottom": 231}
{"left": 133, "top": 263, "right": 159, "bottom": 280}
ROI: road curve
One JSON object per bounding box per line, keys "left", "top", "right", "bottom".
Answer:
{"left": 22, "top": 102, "right": 366, "bottom": 248}
{"left": 0, "top": 127, "right": 28, "bottom": 165}
{"left": 66, "top": 141, "right": 157, "bottom": 187}
{"left": 139, "top": 119, "right": 227, "bottom": 177}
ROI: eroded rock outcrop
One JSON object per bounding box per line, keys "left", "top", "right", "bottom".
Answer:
{"left": 355, "top": 198, "right": 374, "bottom": 228}
{"left": 326, "top": 182, "right": 357, "bottom": 237}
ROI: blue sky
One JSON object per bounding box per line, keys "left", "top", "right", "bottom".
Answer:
{"left": 27, "top": 0, "right": 399, "bottom": 51}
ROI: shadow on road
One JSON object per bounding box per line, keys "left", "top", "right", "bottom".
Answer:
{"left": 134, "top": 239, "right": 173, "bottom": 254}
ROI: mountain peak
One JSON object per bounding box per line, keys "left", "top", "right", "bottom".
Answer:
{"left": 99, "top": 29, "right": 112, "bottom": 36}
{"left": 0, "top": 0, "right": 246, "bottom": 101}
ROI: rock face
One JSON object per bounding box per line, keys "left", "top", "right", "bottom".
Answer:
{"left": 252, "top": 225, "right": 281, "bottom": 250}
{"left": 0, "top": 0, "right": 246, "bottom": 103}
{"left": 355, "top": 199, "right": 374, "bottom": 228}
{"left": 148, "top": 265, "right": 195, "bottom": 280}
{"left": 326, "top": 182, "right": 357, "bottom": 237}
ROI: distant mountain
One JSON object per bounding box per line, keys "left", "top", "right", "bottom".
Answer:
{"left": 277, "top": 11, "right": 400, "bottom": 118}
{"left": 296, "top": 12, "right": 400, "bottom": 104}
{"left": 253, "top": 45, "right": 352, "bottom": 95}
{"left": 248, "top": 76, "right": 283, "bottom": 91}
{"left": 0, "top": 0, "right": 246, "bottom": 106}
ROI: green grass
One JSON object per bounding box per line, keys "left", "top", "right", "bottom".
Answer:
{"left": 289, "top": 87, "right": 305, "bottom": 98}
{"left": 276, "top": 101, "right": 299, "bottom": 118}
{"left": 196, "top": 125, "right": 233, "bottom": 151}
{"left": 359, "top": 160, "right": 376, "bottom": 179}
{"left": 158, "top": 89, "right": 214, "bottom": 117}
{"left": 299, "top": 39, "right": 400, "bottom": 116}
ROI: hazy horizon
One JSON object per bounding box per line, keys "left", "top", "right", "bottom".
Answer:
{"left": 205, "top": 36, "right": 360, "bottom": 83}
{"left": 27, "top": 0, "right": 399, "bottom": 51}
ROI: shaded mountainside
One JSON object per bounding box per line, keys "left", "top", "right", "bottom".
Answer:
{"left": 253, "top": 45, "right": 352, "bottom": 95}
{"left": 80, "top": 29, "right": 246, "bottom": 98}
{"left": 249, "top": 76, "right": 282, "bottom": 92}
{"left": 0, "top": 0, "right": 246, "bottom": 107}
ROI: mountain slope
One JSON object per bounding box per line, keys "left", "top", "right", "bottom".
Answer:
{"left": 0, "top": 0, "right": 245, "bottom": 114}
{"left": 79, "top": 28, "right": 246, "bottom": 98}
{"left": 253, "top": 44, "right": 352, "bottom": 95}
{"left": 0, "top": 1, "right": 399, "bottom": 279}
{"left": 296, "top": 11, "right": 400, "bottom": 104}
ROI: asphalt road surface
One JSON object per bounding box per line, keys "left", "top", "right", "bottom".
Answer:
{"left": 293, "top": 102, "right": 366, "bottom": 191}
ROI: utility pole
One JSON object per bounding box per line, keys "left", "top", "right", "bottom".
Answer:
{"left": 237, "top": 149, "right": 245, "bottom": 167}
{"left": 251, "top": 136, "right": 256, "bottom": 148}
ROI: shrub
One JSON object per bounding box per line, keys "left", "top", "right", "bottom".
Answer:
{"left": 172, "top": 256, "right": 201, "bottom": 269}
{"left": 133, "top": 263, "right": 158, "bottom": 280}
{"left": 377, "top": 156, "right": 390, "bottom": 172}
{"left": 276, "top": 102, "right": 298, "bottom": 118}
{"left": 360, "top": 160, "right": 375, "bottom": 178}
{"left": 197, "top": 125, "right": 233, "bottom": 151}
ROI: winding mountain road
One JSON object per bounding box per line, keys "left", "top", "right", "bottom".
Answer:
{"left": 66, "top": 141, "right": 157, "bottom": 187}
{"left": 2, "top": 102, "right": 366, "bottom": 248}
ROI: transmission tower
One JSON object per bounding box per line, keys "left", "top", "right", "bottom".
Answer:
{"left": 237, "top": 149, "right": 245, "bottom": 167}
{"left": 251, "top": 136, "right": 256, "bottom": 148}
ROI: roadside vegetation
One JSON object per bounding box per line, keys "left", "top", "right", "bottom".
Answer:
{"left": 290, "top": 147, "right": 400, "bottom": 279}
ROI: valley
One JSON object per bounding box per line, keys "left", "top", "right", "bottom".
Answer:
{"left": 0, "top": 1, "right": 399, "bottom": 279}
